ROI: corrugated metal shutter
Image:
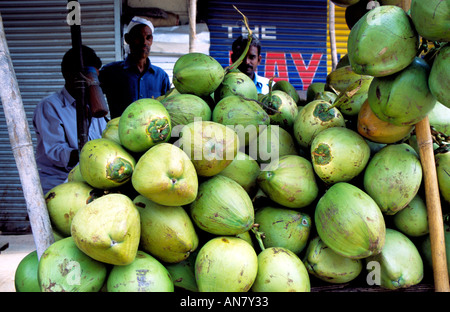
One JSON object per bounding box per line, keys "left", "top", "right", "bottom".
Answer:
{"left": 327, "top": 1, "right": 351, "bottom": 71}
{"left": 0, "top": 0, "right": 121, "bottom": 233}
{"left": 205, "top": 0, "right": 329, "bottom": 91}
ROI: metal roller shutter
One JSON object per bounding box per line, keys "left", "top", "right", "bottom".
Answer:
{"left": 0, "top": 0, "right": 121, "bottom": 233}
{"left": 205, "top": 0, "right": 329, "bottom": 91}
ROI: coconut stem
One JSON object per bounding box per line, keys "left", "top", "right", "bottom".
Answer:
{"left": 251, "top": 223, "right": 266, "bottom": 251}
{"left": 225, "top": 6, "right": 253, "bottom": 73}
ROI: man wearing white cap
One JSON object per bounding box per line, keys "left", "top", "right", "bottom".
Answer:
{"left": 99, "top": 16, "right": 171, "bottom": 118}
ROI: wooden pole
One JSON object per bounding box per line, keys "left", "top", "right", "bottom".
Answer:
{"left": 415, "top": 116, "right": 450, "bottom": 292}
{"left": 188, "top": 0, "right": 197, "bottom": 53}
{"left": 329, "top": 0, "right": 338, "bottom": 71}
{"left": 0, "top": 14, "right": 54, "bottom": 259}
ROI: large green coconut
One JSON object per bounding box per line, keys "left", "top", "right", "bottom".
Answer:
{"left": 252, "top": 247, "right": 310, "bottom": 292}
{"left": 255, "top": 206, "right": 311, "bottom": 254}
{"left": 315, "top": 182, "right": 386, "bottom": 259}
{"left": 161, "top": 93, "right": 212, "bottom": 129}
{"left": 257, "top": 155, "right": 319, "bottom": 209}
{"left": 259, "top": 90, "right": 299, "bottom": 130}
{"left": 293, "top": 99, "right": 346, "bottom": 149}
{"left": 190, "top": 175, "right": 254, "bottom": 235}
{"left": 310, "top": 127, "right": 370, "bottom": 185}
{"left": 38, "top": 237, "right": 107, "bottom": 292}
{"left": 45, "top": 181, "right": 102, "bottom": 237}
{"left": 363, "top": 143, "right": 422, "bottom": 215}
{"left": 252, "top": 125, "right": 298, "bottom": 164}
{"left": 14, "top": 250, "right": 40, "bottom": 292}
{"left": 133, "top": 195, "right": 198, "bottom": 263}
{"left": 368, "top": 57, "right": 437, "bottom": 126}
{"left": 214, "top": 71, "right": 258, "bottom": 102}
{"left": 303, "top": 236, "right": 363, "bottom": 284}
{"left": 79, "top": 138, "right": 136, "bottom": 190}
{"left": 428, "top": 45, "right": 450, "bottom": 108}
{"left": 118, "top": 98, "right": 172, "bottom": 153}
{"left": 325, "top": 65, "right": 372, "bottom": 95}
{"left": 107, "top": 251, "right": 174, "bottom": 292}
{"left": 410, "top": 0, "right": 450, "bottom": 42}
{"left": 71, "top": 193, "right": 140, "bottom": 265}
{"left": 132, "top": 143, "right": 198, "bottom": 206}
{"left": 178, "top": 120, "right": 239, "bottom": 177}
{"left": 366, "top": 228, "right": 423, "bottom": 290}
{"left": 173, "top": 52, "right": 224, "bottom": 97}
{"left": 195, "top": 236, "right": 258, "bottom": 292}
{"left": 347, "top": 5, "right": 419, "bottom": 77}
{"left": 212, "top": 95, "right": 270, "bottom": 146}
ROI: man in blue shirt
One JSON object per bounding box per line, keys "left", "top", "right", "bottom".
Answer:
{"left": 99, "top": 16, "right": 171, "bottom": 118}
{"left": 33, "top": 46, "right": 107, "bottom": 194}
{"left": 231, "top": 35, "right": 272, "bottom": 94}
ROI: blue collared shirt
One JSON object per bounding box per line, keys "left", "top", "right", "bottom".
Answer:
{"left": 33, "top": 87, "right": 107, "bottom": 194}
{"left": 253, "top": 73, "right": 272, "bottom": 94}
{"left": 99, "top": 56, "right": 171, "bottom": 118}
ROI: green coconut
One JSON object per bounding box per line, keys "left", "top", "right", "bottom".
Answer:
{"left": 44, "top": 181, "right": 102, "bottom": 237}
{"left": 14, "top": 250, "right": 40, "bottom": 292}
{"left": 256, "top": 155, "right": 319, "bottom": 209}
{"left": 393, "top": 194, "right": 429, "bottom": 237}
{"left": 303, "top": 236, "right": 363, "bottom": 284}
{"left": 195, "top": 236, "right": 258, "bottom": 292}
{"left": 132, "top": 143, "right": 198, "bottom": 206}
{"left": 306, "top": 82, "right": 325, "bottom": 102}
{"left": 347, "top": 5, "right": 419, "bottom": 77}
{"left": 252, "top": 247, "right": 310, "bottom": 292}
{"left": 315, "top": 182, "right": 386, "bottom": 259}
{"left": 428, "top": 101, "right": 450, "bottom": 134}
{"left": 214, "top": 71, "right": 258, "bottom": 102}
{"left": 101, "top": 117, "right": 121, "bottom": 145}
{"left": 273, "top": 80, "right": 300, "bottom": 104}
{"left": 255, "top": 206, "right": 311, "bottom": 254}
{"left": 363, "top": 143, "right": 422, "bottom": 215}
{"left": 38, "top": 237, "right": 107, "bottom": 292}
{"left": 79, "top": 138, "right": 136, "bottom": 190}
{"left": 70, "top": 193, "right": 141, "bottom": 266}
{"left": 310, "top": 127, "right": 370, "bottom": 185}
{"left": 259, "top": 89, "right": 299, "bottom": 130}
{"left": 212, "top": 95, "right": 270, "bottom": 146}
{"left": 428, "top": 45, "right": 450, "bottom": 108}
{"left": 165, "top": 250, "right": 198, "bottom": 292}
{"left": 106, "top": 250, "right": 174, "bottom": 292}
{"left": 368, "top": 57, "right": 437, "bottom": 126}
{"left": 133, "top": 195, "right": 198, "bottom": 263}
{"left": 436, "top": 147, "right": 450, "bottom": 204}
{"left": 161, "top": 93, "right": 212, "bottom": 129}
{"left": 293, "top": 99, "right": 346, "bottom": 149}
{"left": 366, "top": 228, "right": 423, "bottom": 290}
{"left": 410, "top": 0, "right": 450, "bottom": 42}
{"left": 118, "top": 98, "right": 172, "bottom": 153}
{"left": 252, "top": 125, "right": 299, "bottom": 164}
{"left": 218, "top": 151, "right": 261, "bottom": 194}
{"left": 178, "top": 120, "right": 239, "bottom": 177}
{"left": 190, "top": 175, "right": 254, "bottom": 235}
{"left": 172, "top": 52, "right": 224, "bottom": 97}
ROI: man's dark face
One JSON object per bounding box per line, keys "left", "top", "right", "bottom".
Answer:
{"left": 125, "top": 24, "right": 153, "bottom": 60}
{"left": 232, "top": 45, "right": 262, "bottom": 80}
